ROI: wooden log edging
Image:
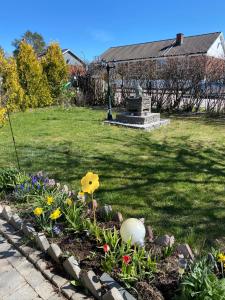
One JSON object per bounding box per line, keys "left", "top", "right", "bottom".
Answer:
{"left": 0, "top": 204, "right": 135, "bottom": 300}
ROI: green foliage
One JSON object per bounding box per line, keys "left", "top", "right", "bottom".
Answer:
{"left": 177, "top": 258, "right": 225, "bottom": 300}
{"left": 42, "top": 43, "right": 68, "bottom": 99}
{"left": 63, "top": 202, "right": 86, "bottom": 232}
{"left": 0, "top": 168, "right": 20, "bottom": 191}
{"left": 12, "top": 30, "right": 46, "bottom": 56}
{"left": 16, "top": 41, "right": 52, "bottom": 108}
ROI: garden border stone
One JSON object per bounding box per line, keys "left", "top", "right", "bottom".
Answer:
{"left": 0, "top": 204, "right": 136, "bottom": 300}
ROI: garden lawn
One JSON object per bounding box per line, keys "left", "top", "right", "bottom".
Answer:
{"left": 1, "top": 107, "right": 225, "bottom": 248}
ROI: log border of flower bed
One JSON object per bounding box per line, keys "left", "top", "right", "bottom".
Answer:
{"left": 0, "top": 203, "right": 137, "bottom": 300}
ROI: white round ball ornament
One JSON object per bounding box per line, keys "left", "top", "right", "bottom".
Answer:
{"left": 120, "top": 218, "right": 146, "bottom": 246}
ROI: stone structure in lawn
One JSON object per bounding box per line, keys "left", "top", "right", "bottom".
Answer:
{"left": 105, "top": 84, "right": 170, "bottom": 131}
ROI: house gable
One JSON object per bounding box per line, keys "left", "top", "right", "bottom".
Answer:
{"left": 207, "top": 33, "right": 225, "bottom": 59}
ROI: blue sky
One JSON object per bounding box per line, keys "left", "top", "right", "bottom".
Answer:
{"left": 1, "top": 0, "right": 225, "bottom": 61}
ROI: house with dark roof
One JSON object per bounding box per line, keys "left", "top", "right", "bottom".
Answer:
{"left": 99, "top": 32, "right": 225, "bottom": 63}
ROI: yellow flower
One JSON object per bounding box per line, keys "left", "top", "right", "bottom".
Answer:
{"left": 66, "top": 198, "right": 73, "bottom": 206}
{"left": 46, "top": 196, "right": 54, "bottom": 205}
{"left": 77, "top": 191, "right": 85, "bottom": 201}
{"left": 81, "top": 172, "right": 99, "bottom": 194}
{"left": 0, "top": 107, "right": 7, "bottom": 126}
{"left": 218, "top": 253, "right": 225, "bottom": 263}
{"left": 33, "top": 207, "right": 43, "bottom": 216}
{"left": 50, "top": 208, "right": 62, "bottom": 220}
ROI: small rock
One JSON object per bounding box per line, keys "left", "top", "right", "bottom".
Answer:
{"left": 88, "top": 199, "right": 98, "bottom": 210}
{"left": 9, "top": 214, "right": 23, "bottom": 230}
{"left": 113, "top": 212, "right": 123, "bottom": 223}
{"left": 102, "top": 288, "right": 124, "bottom": 300}
{"left": 63, "top": 256, "right": 81, "bottom": 280}
{"left": 146, "top": 225, "right": 154, "bottom": 242}
{"left": 35, "top": 233, "right": 50, "bottom": 251}
{"left": 98, "top": 205, "right": 113, "bottom": 219}
{"left": 155, "top": 235, "right": 175, "bottom": 247}
{"left": 22, "top": 223, "right": 36, "bottom": 238}
{"left": 177, "top": 244, "right": 194, "bottom": 260}
{"left": 80, "top": 270, "right": 102, "bottom": 299}
{"left": 48, "top": 243, "right": 62, "bottom": 263}
{"left": 1, "top": 206, "right": 12, "bottom": 221}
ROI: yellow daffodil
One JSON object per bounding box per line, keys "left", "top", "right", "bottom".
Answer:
{"left": 0, "top": 107, "right": 7, "bottom": 126}
{"left": 33, "top": 207, "right": 43, "bottom": 216}
{"left": 46, "top": 196, "right": 54, "bottom": 205}
{"left": 218, "top": 253, "right": 225, "bottom": 263}
{"left": 81, "top": 172, "right": 99, "bottom": 194}
{"left": 66, "top": 198, "right": 73, "bottom": 206}
{"left": 50, "top": 208, "right": 62, "bottom": 220}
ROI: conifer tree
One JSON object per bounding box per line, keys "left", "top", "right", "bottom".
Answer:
{"left": 42, "top": 43, "right": 68, "bottom": 99}
{"left": 0, "top": 50, "right": 25, "bottom": 110}
{"left": 16, "top": 41, "right": 52, "bottom": 108}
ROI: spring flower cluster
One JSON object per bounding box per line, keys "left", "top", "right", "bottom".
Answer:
{"left": 0, "top": 107, "right": 7, "bottom": 126}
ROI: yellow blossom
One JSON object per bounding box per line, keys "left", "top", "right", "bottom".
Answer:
{"left": 33, "top": 207, "right": 43, "bottom": 216}
{"left": 46, "top": 196, "right": 54, "bottom": 205}
{"left": 218, "top": 253, "right": 225, "bottom": 263}
{"left": 0, "top": 107, "right": 7, "bottom": 126}
{"left": 50, "top": 208, "right": 62, "bottom": 220}
{"left": 81, "top": 172, "right": 99, "bottom": 194}
{"left": 66, "top": 198, "right": 73, "bottom": 206}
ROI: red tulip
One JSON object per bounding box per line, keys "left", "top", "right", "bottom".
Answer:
{"left": 103, "top": 244, "right": 110, "bottom": 253}
{"left": 122, "top": 255, "right": 131, "bottom": 265}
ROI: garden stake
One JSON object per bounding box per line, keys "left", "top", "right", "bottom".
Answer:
{"left": 7, "top": 109, "right": 21, "bottom": 170}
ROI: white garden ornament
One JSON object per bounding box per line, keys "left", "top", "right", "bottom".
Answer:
{"left": 120, "top": 218, "right": 146, "bottom": 246}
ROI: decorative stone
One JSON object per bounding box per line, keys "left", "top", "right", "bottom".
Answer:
{"left": 48, "top": 243, "right": 62, "bottom": 263}
{"left": 113, "top": 212, "right": 123, "bottom": 223}
{"left": 88, "top": 199, "right": 98, "bottom": 210}
{"left": 22, "top": 223, "right": 36, "bottom": 238}
{"left": 146, "top": 225, "right": 154, "bottom": 242}
{"left": 63, "top": 256, "right": 81, "bottom": 280}
{"left": 100, "top": 273, "right": 136, "bottom": 300}
{"left": 9, "top": 214, "right": 23, "bottom": 230}
{"left": 80, "top": 270, "right": 102, "bottom": 299}
{"left": 35, "top": 233, "right": 50, "bottom": 252}
{"left": 155, "top": 235, "right": 175, "bottom": 247}
{"left": 1, "top": 206, "right": 12, "bottom": 221}
{"left": 177, "top": 244, "right": 194, "bottom": 260}
{"left": 102, "top": 288, "right": 124, "bottom": 300}
{"left": 98, "top": 205, "right": 113, "bottom": 219}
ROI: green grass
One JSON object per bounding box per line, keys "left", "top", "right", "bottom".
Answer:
{"left": 1, "top": 107, "right": 225, "bottom": 248}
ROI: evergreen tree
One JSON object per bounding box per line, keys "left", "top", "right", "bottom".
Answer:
{"left": 12, "top": 30, "right": 46, "bottom": 56}
{"left": 16, "top": 41, "right": 52, "bottom": 108}
{"left": 0, "top": 50, "right": 25, "bottom": 110}
{"left": 42, "top": 43, "right": 68, "bottom": 99}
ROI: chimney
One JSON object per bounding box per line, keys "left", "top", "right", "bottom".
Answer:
{"left": 176, "top": 33, "right": 184, "bottom": 45}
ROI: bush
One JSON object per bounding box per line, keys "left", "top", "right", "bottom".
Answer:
{"left": 0, "top": 168, "right": 20, "bottom": 192}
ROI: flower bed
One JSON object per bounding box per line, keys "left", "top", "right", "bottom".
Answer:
{"left": 1, "top": 168, "right": 225, "bottom": 300}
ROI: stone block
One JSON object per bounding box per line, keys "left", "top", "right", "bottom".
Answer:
{"left": 177, "top": 244, "right": 194, "bottom": 260}
{"left": 35, "top": 232, "right": 50, "bottom": 252}
{"left": 52, "top": 274, "right": 68, "bottom": 288}
{"left": 80, "top": 270, "right": 102, "bottom": 299}
{"left": 48, "top": 243, "right": 62, "bottom": 263}
{"left": 1, "top": 205, "right": 12, "bottom": 221}
{"left": 61, "top": 282, "right": 75, "bottom": 298}
{"left": 28, "top": 249, "right": 42, "bottom": 264}
{"left": 102, "top": 288, "right": 124, "bottom": 300}
{"left": 19, "top": 244, "right": 35, "bottom": 258}
{"left": 63, "top": 256, "right": 81, "bottom": 280}
{"left": 100, "top": 273, "right": 136, "bottom": 300}
{"left": 9, "top": 214, "right": 23, "bottom": 230}
{"left": 22, "top": 223, "right": 36, "bottom": 238}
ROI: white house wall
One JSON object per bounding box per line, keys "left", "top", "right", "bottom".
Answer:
{"left": 63, "top": 52, "right": 83, "bottom": 66}
{"left": 207, "top": 33, "right": 225, "bottom": 59}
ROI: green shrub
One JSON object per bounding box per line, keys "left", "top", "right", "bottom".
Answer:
{"left": 177, "top": 258, "right": 225, "bottom": 300}
{"left": 0, "top": 168, "right": 20, "bottom": 191}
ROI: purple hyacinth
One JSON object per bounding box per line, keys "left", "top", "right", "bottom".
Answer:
{"left": 53, "top": 225, "right": 61, "bottom": 235}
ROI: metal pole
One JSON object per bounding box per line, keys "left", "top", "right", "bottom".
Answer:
{"left": 107, "top": 64, "right": 113, "bottom": 121}
{"left": 6, "top": 109, "right": 21, "bottom": 170}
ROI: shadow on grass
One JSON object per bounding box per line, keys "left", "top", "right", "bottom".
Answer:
{"left": 14, "top": 133, "right": 225, "bottom": 246}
